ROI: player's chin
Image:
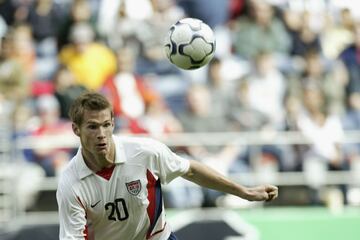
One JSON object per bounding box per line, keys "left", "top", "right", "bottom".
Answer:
{"left": 96, "top": 146, "right": 108, "bottom": 154}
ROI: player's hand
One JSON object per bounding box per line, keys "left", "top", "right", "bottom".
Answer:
{"left": 245, "top": 185, "right": 278, "bottom": 202}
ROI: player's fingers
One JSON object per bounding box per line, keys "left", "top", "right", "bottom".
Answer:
{"left": 265, "top": 187, "right": 278, "bottom": 201}
{"left": 270, "top": 191, "right": 278, "bottom": 199}
{"left": 265, "top": 185, "right": 278, "bottom": 193}
{"left": 266, "top": 192, "right": 276, "bottom": 201}
{"left": 266, "top": 195, "right": 273, "bottom": 201}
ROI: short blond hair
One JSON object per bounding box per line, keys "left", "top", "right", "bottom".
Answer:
{"left": 69, "top": 92, "right": 113, "bottom": 126}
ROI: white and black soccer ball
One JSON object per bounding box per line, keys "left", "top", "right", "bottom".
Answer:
{"left": 164, "top": 18, "right": 216, "bottom": 70}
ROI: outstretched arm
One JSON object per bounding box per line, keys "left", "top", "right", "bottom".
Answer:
{"left": 182, "top": 160, "right": 278, "bottom": 202}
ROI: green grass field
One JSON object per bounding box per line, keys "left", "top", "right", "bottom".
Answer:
{"left": 239, "top": 207, "right": 360, "bottom": 240}
{"left": 168, "top": 207, "right": 360, "bottom": 240}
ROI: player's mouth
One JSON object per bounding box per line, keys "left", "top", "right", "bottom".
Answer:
{"left": 96, "top": 143, "right": 107, "bottom": 151}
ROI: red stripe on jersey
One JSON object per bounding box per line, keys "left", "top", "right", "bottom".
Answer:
{"left": 146, "top": 170, "right": 156, "bottom": 239}
{"left": 149, "top": 222, "right": 167, "bottom": 238}
{"left": 146, "top": 170, "right": 165, "bottom": 238}
{"left": 76, "top": 196, "right": 89, "bottom": 240}
{"left": 96, "top": 165, "right": 115, "bottom": 181}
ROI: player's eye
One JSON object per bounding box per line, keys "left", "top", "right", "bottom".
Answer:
{"left": 88, "top": 125, "right": 97, "bottom": 130}
{"left": 104, "top": 122, "right": 111, "bottom": 128}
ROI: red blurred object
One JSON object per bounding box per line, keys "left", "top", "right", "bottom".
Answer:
{"left": 31, "top": 80, "right": 54, "bottom": 96}
{"left": 229, "top": 0, "right": 246, "bottom": 20}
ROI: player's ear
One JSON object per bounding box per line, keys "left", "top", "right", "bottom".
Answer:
{"left": 72, "top": 123, "right": 80, "bottom": 136}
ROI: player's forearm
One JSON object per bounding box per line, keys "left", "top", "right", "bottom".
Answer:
{"left": 182, "top": 160, "right": 250, "bottom": 200}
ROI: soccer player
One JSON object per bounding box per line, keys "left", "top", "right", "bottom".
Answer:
{"left": 56, "top": 92, "right": 278, "bottom": 240}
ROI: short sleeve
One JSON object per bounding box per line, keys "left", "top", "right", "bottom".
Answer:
{"left": 57, "top": 180, "right": 88, "bottom": 240}
{"left": 151, "top": 140, "right": 190, "bottom": 184}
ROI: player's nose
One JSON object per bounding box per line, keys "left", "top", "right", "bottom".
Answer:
{"left": 97, "top": 126, "right": 106, "bottom": 138}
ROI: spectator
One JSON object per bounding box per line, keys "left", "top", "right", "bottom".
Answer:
{"left": 177, "top": 83, "right": 240, "bottom": 206}
{"left": 27, "top": 94, "right": 73, "bottom": 176}
{"left": 282, "top": 93, "right": 304, "bottom": 171}
{"left": 177, "top": 0, "right": 230, "bottom": 29}
{"left": 129, "top": 97, "right": 183, "bottom": 137}
{"left": 177, "top": 84, "right": 237, "bottom": 165}
{"left": 0, "top": 0, "right": 32, "bottom": 25}
{"left": 339, "top": 23, "right": 360, "bottom": 110}
{"left": 342, "top": 93, "right": 360, "bottom": 166}
{"left": 105, "top": 0, "right": 144, "bottom": 52}
{"left": 26, "top": 0, "right": 65, "bottom": 43}
{"left": 101, "top": 47, "right": 158, "bottom": 131}
{"left": 206, "top": 57, "right": 232, "bottom": 118}
{"left": 8, "top": 24, "right": 36, "bottom": 81}
{"left": 227, "top": 79, "right": 269, "bottom": 131}
{"left": 232, "top": 0, "right": 291, "bottom": 60}
{"left": 26, "top": 0, "right": 66, "bottom": 80}
{"left": 296, "top": 83, "right": 347, "bottom": 204}
{"left": 297, "top": 83, "right": 345, "bottom": 171}
{"left": 177, "top": 84, "right": 230, "bottom": 137}
{"left": 135, "top": 0, "right": 184, "bottom": 75}
{"left": 228, "top": 78, "right": 283, "bottom": 171}
{"left": 57, "top": 0, "right": 98, "bottom": 51}
{"left": 0, "top": 32, "right": 30, "bottom": 141}
{"left": 59, "top": 22, "right": 117, "bottom": 90}
{"left": 53, "top": 65, "right": 86, "bottom": 120}
{"left": 0, "top": 33, "right": 29, "bottom": 105}
{"left": 287, "top": 11, "right": 322, "bottom": 57}
{"left": 228, "top": 0, "right": 247, "bottom": 21}
{"left": 321, "top": 8, "right": 355, "bottom": 60}
{"left": 97, "top": 0, "right": 153, "bottom": 38}
{"left": 233, "top": 50, "right": 288, "bottom": 172}
{"left": 0, "top": 0, "right": 18, "bottom": 26}
{"left": 244, "top": 51, "right": 287, "bottom": 129}
{"left": 288, "top": 50, "right": 348, "bottom": 115}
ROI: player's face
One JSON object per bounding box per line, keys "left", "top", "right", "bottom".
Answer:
{"left": 74, "top": 108, "right": 115, "bottom": 157}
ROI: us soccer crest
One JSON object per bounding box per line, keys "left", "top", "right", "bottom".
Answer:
{"left": 126, "top": 180, "right": 142, "bottom": 196}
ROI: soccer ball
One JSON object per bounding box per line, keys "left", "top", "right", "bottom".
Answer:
{"left": 164, "top": 18, "right": 216, "bottom": 70}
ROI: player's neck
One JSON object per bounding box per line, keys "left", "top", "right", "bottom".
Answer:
{"left": 82, "top": 142, "right": 115, "bottom": 172}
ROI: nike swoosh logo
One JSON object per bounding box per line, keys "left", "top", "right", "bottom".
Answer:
{"left": 91, "top": 200, "right": 101, "bottom": 208}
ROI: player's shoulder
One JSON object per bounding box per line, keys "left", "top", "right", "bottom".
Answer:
{"left": 115, "top": 135, "right": 164, "bottom": 147}
{"left": 115, "top": 135, "right": 167, "bottom": 156}
{"left": 57, "top": 156, "right": 79, "bottom": 189}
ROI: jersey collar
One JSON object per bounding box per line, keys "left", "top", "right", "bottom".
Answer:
{"left": 113, "top": 135, "right": 127, "bottom": 164}
{"left": 76, "top": 135, "right": 127, "bottom": 180}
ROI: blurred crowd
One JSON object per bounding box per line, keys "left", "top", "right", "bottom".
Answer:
{"left": 1, "top": 0, "right": 360, "bottom": 205}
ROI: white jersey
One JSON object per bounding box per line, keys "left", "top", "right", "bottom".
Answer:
{"left": 57, "top": 135, "right": 190, "bottom": 240}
